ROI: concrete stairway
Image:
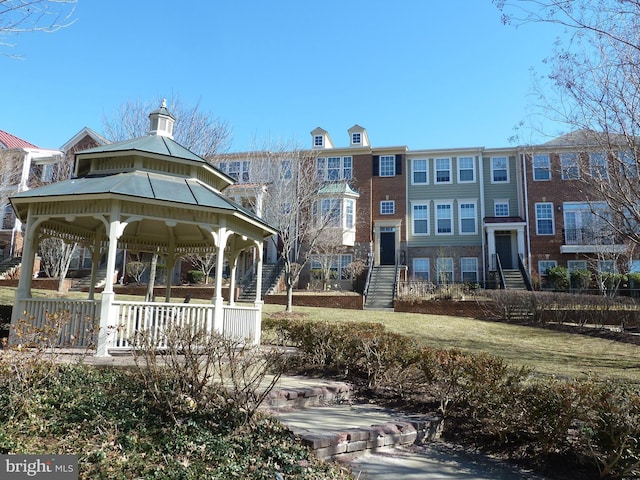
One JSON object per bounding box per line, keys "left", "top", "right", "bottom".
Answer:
{"left": 238, "top": 262, "right": 283, "bottom": 302}
{"left": 502, "top": 269, "right": 528, "bottom": 290}
{"left": 364, "top": 265, "right": 396, "bottom": 309}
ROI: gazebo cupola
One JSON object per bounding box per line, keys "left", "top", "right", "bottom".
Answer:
{"left": 148, "top": 99, "right": 175, "bottom": 138}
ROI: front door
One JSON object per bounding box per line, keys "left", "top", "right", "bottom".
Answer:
{"left": 495, "top": 232, "right": 513, "bottom": 269}
{"left": 380, "top": 231, "right": 396, "bottom": 265}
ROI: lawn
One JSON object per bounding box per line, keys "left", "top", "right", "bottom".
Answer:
{"left": 262, "top": 303, "right": 640, "bottom": 383}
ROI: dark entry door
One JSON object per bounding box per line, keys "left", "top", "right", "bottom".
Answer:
{"left": 495, "top": 232, "right": 513, "bottom": 269}
{"left": 380, "top": 231, "right": 396, "bottom": 265}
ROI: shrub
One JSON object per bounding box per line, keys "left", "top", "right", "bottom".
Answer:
{"left": 187, "top": 269, "right": 206, "bottom": 284}
{"left": 547, "top": 265, "right": 569, "bottom": 291}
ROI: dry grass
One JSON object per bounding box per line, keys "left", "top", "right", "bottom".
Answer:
{"left": 263, "top": 303, "right": 640, "bottom": 383}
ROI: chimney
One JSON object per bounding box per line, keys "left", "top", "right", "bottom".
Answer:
{"left": 148, "top": 99, "right": 175, "bottom": 138}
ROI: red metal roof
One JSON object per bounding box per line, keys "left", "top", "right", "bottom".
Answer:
{"left": 0, "top": 129, "right": 39, "bottom": 149}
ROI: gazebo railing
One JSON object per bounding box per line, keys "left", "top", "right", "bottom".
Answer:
{"left": 14, "top": 298, "right": 262, "bottom": 352}
{"left": 111, "top": 301, "right": 261, "bottom": 350}
{"left": 19, "top": 298, "right": 100, "bottom": 348}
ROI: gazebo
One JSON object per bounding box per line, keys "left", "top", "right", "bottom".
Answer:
{"left": 9, "top": 103, "right": 277, "bottom": 356}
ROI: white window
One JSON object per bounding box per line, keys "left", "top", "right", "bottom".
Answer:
{"left": 2, "top": 204, "right": 14, "bottom": 230}
{"left": 314, "top": 135, "right": 324, "bottom": 147}
{"left": 533, "top": 154, "right": 551, "bottom": 181}
{"left": 380, "top": 200, "right": 395, "bottom": 215}
{"left": 491, "top": 157, "right": 509, "bottom": 183}
{"left": 538, "top": 260, "right": 557, "bottom": 277}
{"left": 352, "top": 133, "right": 361, "bottom": 145}
{"left": 345, "top": 199, "right": 355, "bottom": 228}
{"left": 327, "top": 157, "right": 341, "bottom": 180}
{"left": 589, "top": 152, "right": 608, "bottom": 179}
{"left": 619, "top": 150, "right": 638, "bottom": 178}
{"left": 379, "top": 155, "right": 395, "bottom": 177}
{"left": 563, "top": 201, "right": 611, "bottom": 245}
{"left": 461, "top": 257, "right": 478, "bottom": 283}
{"left": 568, "top": 260, "right": 588, "bottom": 272}
{"left": 435, "top": 202, "right": 453, "bottom": 234}
{"left": 436, "top": 257, "right": 454, "bottom": 284}
{"left": 535, "top": 202, "right": 554, "bottom": 235}
{"left": 494, "top": 200, "right": 509, "bottom": 217}
{"left": 598, "top": 260, "right": 616, "bottom": 274}
{"left": 413, "top": 258, "right": 430, "bottom": 280}
{"left": 412, "top": 159, "right": 428, "bottom": 184}
{"left": 457, "top": 156, "right": 475, "bottom": 183}
{"left": 459, "top": 201, "right": 477, "bottom": 234}
{"left": 342, "top": 156, "right": 352, "bottom": 180}
{"left": 412, "top": 202, "right": 429, "bottom": 235}
{"left": 221, "top": 161, "right": 250, "bottom": 182}
{"left": 561, "top": 153, "right": 579, "bottom": 180}
{"left": 435, "top": 158, "right": 451, "bottom": 184}
{"left": 317, "top": 157, "right": 352, "bottom": 180}
{"left": 316, "top": 198, "right": 341, "bottom": 226}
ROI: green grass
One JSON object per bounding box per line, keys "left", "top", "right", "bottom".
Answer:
{"left": 263, "top": 303, "right": 640, "bottom": 383}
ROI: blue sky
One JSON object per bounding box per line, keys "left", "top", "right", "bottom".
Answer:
{"left": 0, "top": 1, "right": 565, "bottom": 152}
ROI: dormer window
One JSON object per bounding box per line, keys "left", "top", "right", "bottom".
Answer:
{"left": 352, "top": 132, "right": 361, "bottom": 145}
{"left": 314, "top": 135, "right": 324, "bottom": 147}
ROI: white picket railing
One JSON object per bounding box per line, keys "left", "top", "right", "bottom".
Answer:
{"left": 111, "top": 301, "right": 261, "bottom": 350}
{"left": 15, "top": 298, "right": 262, "bottom": 352}
{"left": 19, "top": 298, "right": 100, "bottom": 348}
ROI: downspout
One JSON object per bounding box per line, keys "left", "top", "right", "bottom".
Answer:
{"left": 478, "top": 148, "right": 486, "bottom": 287}
{"left": 521, "top": 150, "right": 533, "bottom": 281}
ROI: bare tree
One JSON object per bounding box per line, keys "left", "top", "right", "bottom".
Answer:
{"left": 232, "top": 143, "right": 348, "bottom": 312}
{"left": 102, "top": 94, "right": 232, "bottom": 158}
{"left": 183, "top": 252, "right": 216, "bottom": 284}
{"left": 0, "top": 0, "right": 76, "bottom": 57}
{"left": 497, "top": 1, "right": 640, "bottom": 246}
{"left": 38, "top": 236, "right": 75, "bottom": 292}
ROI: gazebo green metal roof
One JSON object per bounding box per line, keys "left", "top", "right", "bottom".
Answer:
{"left": 78, "top": 134, "right": 203, "bottom": 163}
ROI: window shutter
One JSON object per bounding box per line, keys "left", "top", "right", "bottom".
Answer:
{"left": 373, "top": 156, "right": 379, "bottom": 176}
{"left": 395, "top": 155, "right": 402, "bottom": 175}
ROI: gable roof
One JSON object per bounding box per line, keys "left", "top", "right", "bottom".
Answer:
{"left": 0, "top": 129, "right": 39, "bottom": 150}
{"left": 60, "top": 127, "right": 109, "bottom": 152}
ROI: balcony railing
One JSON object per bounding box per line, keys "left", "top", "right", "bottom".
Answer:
{"left": 563, "top": 228, "right": 621, "bottom": 246}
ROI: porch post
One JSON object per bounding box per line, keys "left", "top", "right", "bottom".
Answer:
{"left": 516, "top": 225, "right": 526, "bottom": 259}
{"left": 11, "top": 207, "right": 38, "bottom": 327}
{"left": 88, "top": 235, "right": 102, "bottom": 300}
{"left": 96, "top": 211, "right": 122, "bottom": 357}
{"left": 486, "top": 226, "right": 496, "bottom": 269}
{"left": 254, "top": 240, "right": 264, "bottom": 304}
{"left": 212, "top": 226, "right": 229, "bottom": 334}
{"left": 228, "top": 251, "right": 239, "bottom": 306}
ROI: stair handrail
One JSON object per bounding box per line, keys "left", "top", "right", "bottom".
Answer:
{"left": 517, "top": 253, "right": 534, "bottom": 291}
{"left": 363, "top": 252, "right": 374, "bottom": 302}
{"left": 264, "top": 257, "right": 285, "bottom": 296}
{"left": 393, "top": 262, "right": 400, "bottom": 301}
{"left": 494, "top": 253, "right": 506, "bottom": 289}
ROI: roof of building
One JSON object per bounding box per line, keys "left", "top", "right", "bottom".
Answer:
{"left": 60, "top": 127, "right": 109, "bottom": 152}
{"left": 0, "top": 129, "right": 39, "bottom": 150}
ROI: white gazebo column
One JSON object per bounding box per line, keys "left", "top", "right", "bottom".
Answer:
{"left": 254, "top": 240, "right": 264, "bottom": 305}
{"left": 96, "top": 214, "right": 122, "bottom": 357}
{"left": 11, "top": 209, "right": 39, "bottom": 327}
{"left": 88, "top": 235, "right": 102, "bottom": 301}
{"left": 212, "top": 226, "right": 230, "bottom": 334}
{"left": 228, "top": 250, "right": 240, "bottom": 306}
